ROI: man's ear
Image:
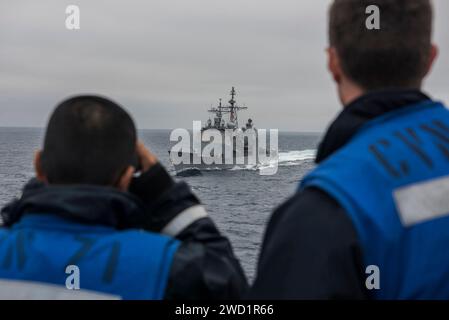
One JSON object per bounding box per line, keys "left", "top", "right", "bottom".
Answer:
{"left": 34, "top": 151, "right": 48, "bottom": 183}
{"left": 327, "top": 47, "right": 343, "bottom": 84}
{"left": 117, "top": 166, "right": 135, "bottom": 192}
{"left": 424, "top": 44, "right": 439, "bottom": 77}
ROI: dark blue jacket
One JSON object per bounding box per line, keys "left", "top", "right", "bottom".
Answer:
{"left": 250, "top": 90, "right": 438, "bottom": 299}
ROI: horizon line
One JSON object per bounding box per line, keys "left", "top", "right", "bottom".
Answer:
{"left": 0, "top": 126, "right": 323, "bottom": 135}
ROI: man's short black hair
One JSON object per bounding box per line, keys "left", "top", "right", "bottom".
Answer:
{"left": 41, "top": 95, "right": 137, "bottom": 185}
{"left": 329, "top": 0, "right": 433, "bottom": 90}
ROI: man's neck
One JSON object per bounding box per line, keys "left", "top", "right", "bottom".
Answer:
{"left": 339, "top": 82, "right": 424, "bottom": 107}
{"left": 339, "top": 82, "right": 365, "bottom": 107}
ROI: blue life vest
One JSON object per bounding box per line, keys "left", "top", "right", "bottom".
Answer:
{"left": 0, "top": 214, "right": 179, "bottom": 300}
{"left": 300, "top": 100, "right": 449, "bottom": 299}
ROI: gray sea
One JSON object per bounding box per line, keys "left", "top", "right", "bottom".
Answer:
{"left": 0, "top": 127, "right": 321, "bottom": 281}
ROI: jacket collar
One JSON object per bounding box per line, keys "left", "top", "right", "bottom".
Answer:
{"left": 316, "top": 89, "right": 431, "bottom": 164}
{"left": 1, "top": 178, "right": 146, "bottom": 229}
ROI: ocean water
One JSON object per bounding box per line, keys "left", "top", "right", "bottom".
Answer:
{"left": 0, "top": 127, "right": 321, "bottom": 281}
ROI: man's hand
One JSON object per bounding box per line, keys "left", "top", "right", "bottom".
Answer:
{"left": 129, "top": 141, "right": 176, "bottom": 232}
{"left": 136, "top": 141, "right": 158, "bottom": 172}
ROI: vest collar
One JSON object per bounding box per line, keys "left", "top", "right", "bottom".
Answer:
{"left": 1, "top": 179, "right": 146, "bottom": 229}
{"left": 316, "top": 89, "right": 431, "bottom": 164}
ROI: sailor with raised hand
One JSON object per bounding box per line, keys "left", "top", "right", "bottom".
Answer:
{"left": 250, "top": 0, "right": 449, "bottom": 299}
{"left": 0, "top": 95, "right": 248, "bottom": 300}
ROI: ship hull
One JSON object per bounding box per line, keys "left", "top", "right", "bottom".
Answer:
{"left": 169, "top": 151, "right": 258, "bottom": 174}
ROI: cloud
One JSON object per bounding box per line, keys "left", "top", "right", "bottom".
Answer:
{"left": 0, "top": 0, "right": 448, "bottom": 131}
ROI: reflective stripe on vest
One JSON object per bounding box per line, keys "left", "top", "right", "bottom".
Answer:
{"left": 0, "top": 214, "right": 179, "bottom": 300}
{"left": 300, "top": 101, "right": 449, "bottom": 299}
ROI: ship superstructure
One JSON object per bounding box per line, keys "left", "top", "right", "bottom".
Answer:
{"left": 203, "top": 87, "right": 253, "bottom": 132}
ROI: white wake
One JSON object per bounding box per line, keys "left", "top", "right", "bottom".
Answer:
{"left": 277, "top": 149, "right": 316, "bottom": 166}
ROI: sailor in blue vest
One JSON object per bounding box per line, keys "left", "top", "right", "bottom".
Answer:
{"left": 250, "top": 0, "right": 449, "bottom": 299}
{"left": 0, "top": 95, "right": 248, "bottom": 300}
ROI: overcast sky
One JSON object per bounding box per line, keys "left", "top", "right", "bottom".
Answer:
{"left": 1, "top": 0, "right": 448, "bottom": 131}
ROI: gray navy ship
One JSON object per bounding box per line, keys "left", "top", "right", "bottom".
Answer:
{"left": 170, "top": 87, "right": 263, "bottom": 175}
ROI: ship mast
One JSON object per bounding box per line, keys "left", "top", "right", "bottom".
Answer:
{"left": 229, "top": 87, "right": 236, "bottom": 124}
{"left": 227, "top": 87, "right": 247, "bottom": 128}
